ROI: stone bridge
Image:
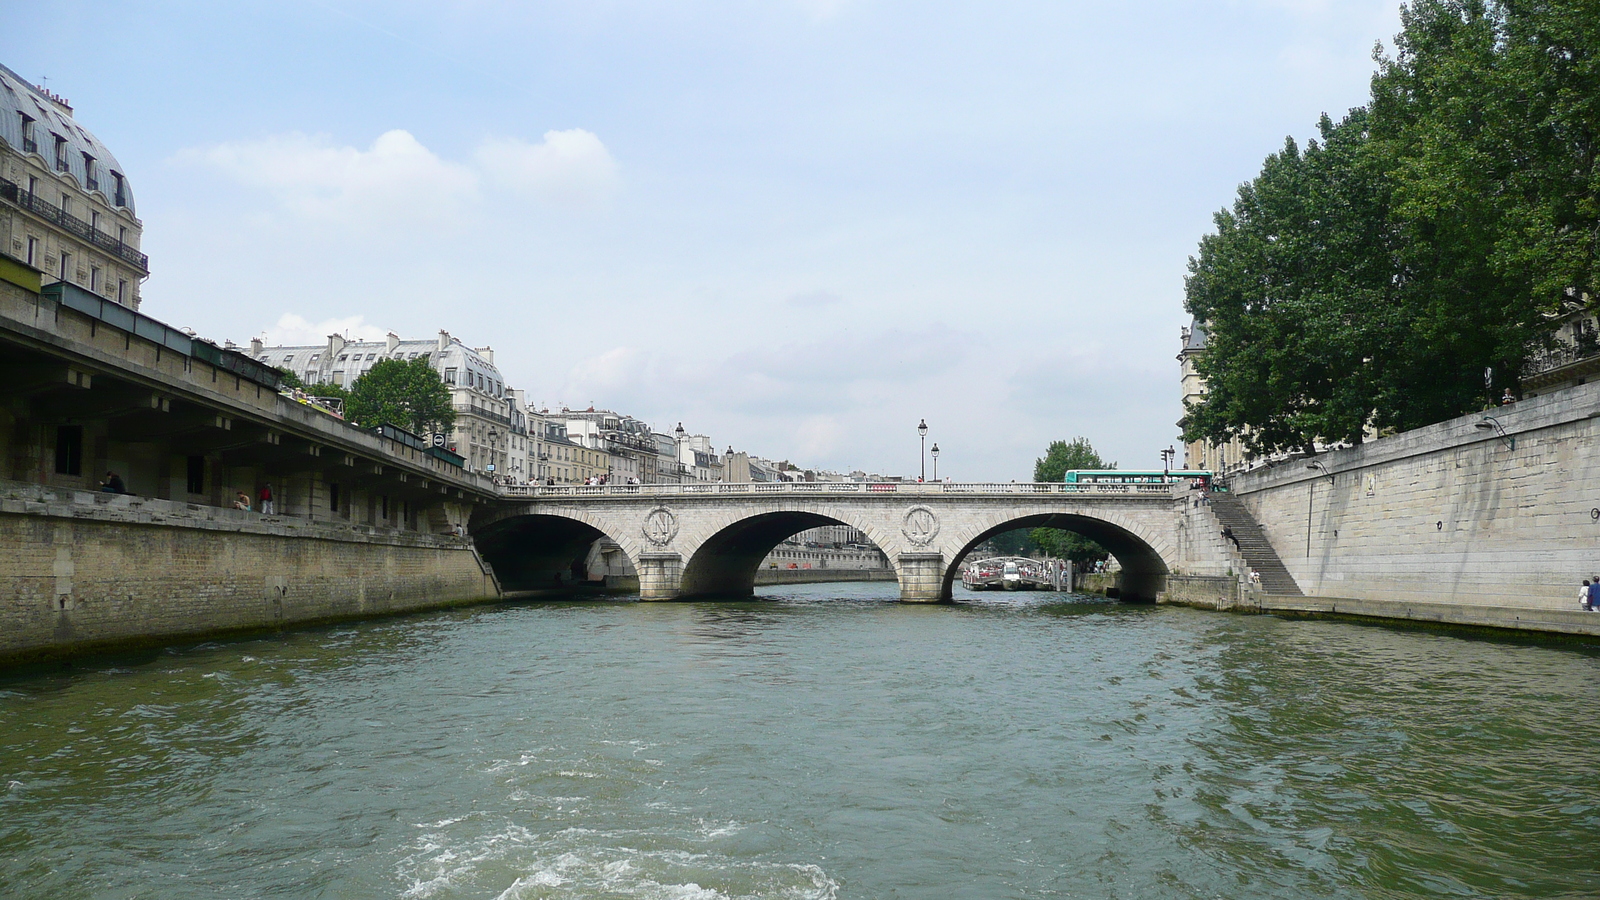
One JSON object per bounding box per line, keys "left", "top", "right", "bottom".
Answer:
{"left": 473, "top": 482, "right": 1213, "bottom": 602}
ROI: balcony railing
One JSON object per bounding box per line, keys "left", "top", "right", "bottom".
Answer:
{"left": 498, "top": 481, "right": 1179, "bottom": 499}
{"left": 1523, "top": 341, "right": 1600, "bottom": 378}
{"left": 0, "top": 178, "right": 149, "bottom": 271}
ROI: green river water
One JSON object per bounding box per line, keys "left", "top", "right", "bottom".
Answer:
{"left": 1, "top": 582, "right": 1597, "bottom": 899}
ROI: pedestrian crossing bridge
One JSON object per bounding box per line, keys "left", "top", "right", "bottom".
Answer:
{"left": 474, "top": 481, "right": 1227, "bottom": 602}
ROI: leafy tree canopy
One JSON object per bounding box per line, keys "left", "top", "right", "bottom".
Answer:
{"left": 1032, "top": 437, "right": 1114, "bottom": 565}
{"left": 345, "top": 358, "right": 456, "bottom": 436}
{"left": 1183, "top": 0, "right": 1600, "bottom": 456}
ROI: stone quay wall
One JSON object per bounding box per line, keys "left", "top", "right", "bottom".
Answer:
{"left": 1230, "top": 381, "right": 1600, "bottom": 616}
{"left": 0, "top": 480, "right": 500, "bottom": 666}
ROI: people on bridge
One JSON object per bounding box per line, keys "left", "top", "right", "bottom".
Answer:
{"left": 99, "top": 471, "right": 125, "bottom": 494}
{"left": 258, "top": 483, "right": 274, "bottom": 515}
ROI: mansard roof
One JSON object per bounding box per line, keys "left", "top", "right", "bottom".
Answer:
{"left": 0, "top": 63, "right": 135, "bottom": 214}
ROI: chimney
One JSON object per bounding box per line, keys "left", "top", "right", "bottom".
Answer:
{"left": 437, "top": 330, "right": 451, "bottom": 352}
{"left": 476, "top": 346, "right": 494, "bottom": 365}
{"left": 386, "top": 332, "right": 400, "bottom": 354}
{"left": 327, "top": 333, "right": 346, "bottom": 359}
{"left": 250, "top": 337, "right": 263, "bottom": 356}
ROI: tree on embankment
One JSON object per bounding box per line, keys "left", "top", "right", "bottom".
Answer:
{"left": 345, "top": 358, "right": 456, "bottom": 436}
{"left": 987, "top": 438, "right": 1114, "bottom": 566}
{"left": 1183, "top": 0, "right": 1600, "bottom": 459}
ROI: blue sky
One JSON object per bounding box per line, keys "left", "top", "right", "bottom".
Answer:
{"left": 7, "top": 0, "right": 1403, "bottom": 479}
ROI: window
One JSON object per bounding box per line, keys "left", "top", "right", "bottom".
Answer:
{"left": 81, "top": 152, "right": 97, "bottom": 191}
{"left": 337, "top": 354, "right": 348, "bottom": 361}
{"left": 90, "top": 210, "right": 99, "bottom": 234}
{"left": 53, "top": 133, "right": 67, "bottom": 171}
{"left": 282, "top": 355, "right": 294, "bottom": 362}
{"left": 25, "top": 236, "right": 37, "bottom": 267}
{"left": 186, "top": 455, "right": 205, "bottom": 494}
{"left": 111, "top": 171, "right": 125, "bottom": 208}
{"left": 329, "top": 482, "right": 341, "bottom": 513}
{"left": 19, "top": 113, "right": 36, "bottom": 153}
{"left": 444, "top": 368, "right": 457, "bottom": 385}
{"left": 90, "top": 265, "right": 100, "bottom": 292}
{"left": 59, "top": 193, "right": 70, "bottom": 219}
{"left": 26, "top": 174, "right": 38, "bottom": 196}
{"left": 116, "top": 279, "right": 127, "bottom": 304}
{"left": 55, "top": 425, "right": 83, "bottom": 475}
{"left": 58, "top": 251, "right": 70, "bottom": 281}
{"left": 117, "top": 225, "right": 126, "bottom": 246}
{"left": 366, "top": 353, "right": 376, "bottom": 360}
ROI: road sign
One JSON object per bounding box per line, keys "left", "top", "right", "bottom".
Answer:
{"left": 431, "top": 432, "right": 446, "bottom": 447}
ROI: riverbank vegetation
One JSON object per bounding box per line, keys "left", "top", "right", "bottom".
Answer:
{"left": 1184, "top": 0, "right": 1600, "bottom": 458}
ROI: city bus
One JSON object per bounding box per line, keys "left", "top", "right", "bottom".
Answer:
{"left": 1063, "top": 469, "right": 1214, "bottom": 488}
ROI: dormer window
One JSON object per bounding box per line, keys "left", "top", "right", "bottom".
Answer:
{"left": 52, "top": 133, "right": 68, "bottom": 171}
{"left": 111, "top": 171, "right": 126, "bottom": 208}
{"left": 18, "top": 113, "right": 36, "bottom": 153}
{"left": 81, "top": 152, "right": 97, "bottom": 191}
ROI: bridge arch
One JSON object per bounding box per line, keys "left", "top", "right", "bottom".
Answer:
{"left": 942, "top": 509, "right": 1173, "bottom": 602}
{"left": 677, "top": 506, "right": 896, "bottom": 600}
{"left": 472, "top": 508, "right": 639, "bottom": 592}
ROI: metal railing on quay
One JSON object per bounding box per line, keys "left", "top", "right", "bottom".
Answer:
{"left": 495, "top": 481, "right": 1180, "bottom": 500}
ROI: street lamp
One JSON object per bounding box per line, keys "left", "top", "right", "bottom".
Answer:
{"left": 917, "top": 419, "right": 929, "bottom": 482}
{"left": 1161, "top": 445, "right": 1176, "bottom": 479}
{"left": 1305, "top": 460, "right": 1333, "bottom": 558}
{"left": 487, "top": 427, "right": 500, "bottom": 476}
{"left": 930, "top": 443, "right": 940, "bottom": 482}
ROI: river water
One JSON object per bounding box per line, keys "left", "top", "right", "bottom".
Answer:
{"left": 2, "top": 582, "right": 1597, "bottom": 899}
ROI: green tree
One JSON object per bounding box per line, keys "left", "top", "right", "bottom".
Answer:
{"left": 1184, "top": 111, "right": 1401, "bottom": 456}
{"left": 1030, "top": 437, "right": 1114, "bottom": 566}
{"left": 1182, "top": 0, "right": 1600, "bottom": 451}
{"left": 345, "top": 358, "right": 455, "bottom": 435}
{"left": 274, "top": 367, "right": 304, "bottom": 390}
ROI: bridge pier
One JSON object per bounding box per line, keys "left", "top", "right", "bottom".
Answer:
{"left": 897, "top": 552, "right": 947, "bottom": 603}
{"left": 637, "top": 552, "right": 683, "bottom": 601}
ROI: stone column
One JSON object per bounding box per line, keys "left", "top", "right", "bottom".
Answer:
{"left": 637, "top": 552, "right": 683, "bottom": 601}
{"left": 897, "top": 551, "right": 947, "bottom": 603}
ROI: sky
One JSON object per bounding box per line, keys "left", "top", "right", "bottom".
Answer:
{"left": 6, "top": 0, "right": 1404, "bottom": 480}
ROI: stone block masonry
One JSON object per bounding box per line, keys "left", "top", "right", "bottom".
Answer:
{"left": 0, "top": 480, "right": 499, "bottom": 666}
{"left": 1230, "top": 380, "right": 1600, "bottom": 616}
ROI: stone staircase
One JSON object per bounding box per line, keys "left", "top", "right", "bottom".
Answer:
{"left": 1207, "top": 493, "right": 1303, "bottom": 596}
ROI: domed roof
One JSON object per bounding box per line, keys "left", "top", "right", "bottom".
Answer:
{"left": 0, "top": 62, "right": 135, "bottom": 215}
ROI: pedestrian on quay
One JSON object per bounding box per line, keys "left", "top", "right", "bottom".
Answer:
{"left": 1590, "top": 577, "right": 1600, "bottom": 611}
{"left": 258, "top": 483, "right": 274, "bottom": 515}
{"left": 1581, "top": 580, "right": 1591, "bottom": 611}
{"left": 100, "top": 471, "right": 126, "bottom": 494}
{"left": 233, "top": 491, "right": 251, "bottom": 511}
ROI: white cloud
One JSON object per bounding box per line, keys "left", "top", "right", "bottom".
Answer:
{"left": 179, "top": 130, "right": 478, "bottom": 225}
{"left": 261, "top": 313, "right": 392, "bottom": 347}
{"left": 784, "top": 289, "right": 843, "bottom": 308}
{"left": 475, "top": 129, "right": 620, "bottom": 206}
{"left": 178, "top": 127, "right": 619, "bottom": 222}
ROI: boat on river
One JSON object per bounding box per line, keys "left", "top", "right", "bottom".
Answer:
{"left": 960, "top": 556, "right": 1061, "bottom": 591}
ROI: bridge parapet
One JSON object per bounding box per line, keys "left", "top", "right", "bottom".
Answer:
{"left": 497, "top": 481, "right": 1178, "bottom": 500}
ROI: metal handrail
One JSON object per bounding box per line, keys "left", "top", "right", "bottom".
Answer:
{"left": 0, "top": 178, "right": 149, "bottom": 271}
{"left": 497, "top": 481, "right": 1179, "bottom": 499}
